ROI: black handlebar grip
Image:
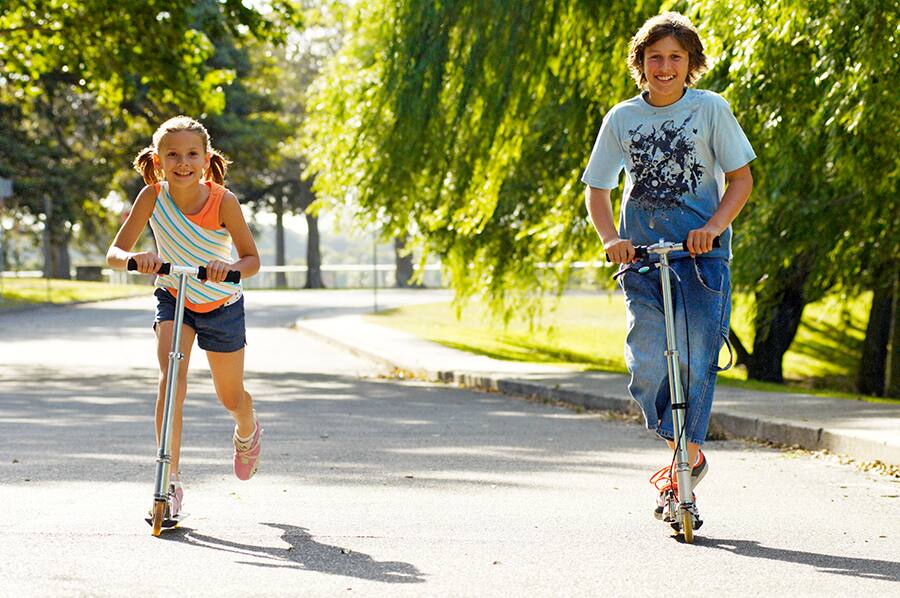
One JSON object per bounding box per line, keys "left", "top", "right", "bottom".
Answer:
{"left": 679, "top": 236, "right": 721, "bottom": 249}
{"left": 196, "top": 266, "right": 241, "bottom": 283}
{"left": 126, "top": 258, "right": 170, "bottom": 274}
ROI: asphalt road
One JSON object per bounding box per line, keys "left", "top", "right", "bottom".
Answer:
{"left": 1, "top": 290, "right": 898, "bottom": 597}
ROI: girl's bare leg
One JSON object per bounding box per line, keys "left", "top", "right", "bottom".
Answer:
{"left": 206, "top": 347, "right": 254, "bottom": 436}
{"left": 155, "top": 321, "right": 196, "bottom": 478}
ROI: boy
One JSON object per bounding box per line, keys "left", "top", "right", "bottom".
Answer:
{"left": 582, "top": 12, "right": 755, "bottom": 526}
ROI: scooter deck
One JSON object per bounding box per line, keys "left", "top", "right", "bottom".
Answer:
{"left": 145, "top": 513, "right": 189, "bottom": 530}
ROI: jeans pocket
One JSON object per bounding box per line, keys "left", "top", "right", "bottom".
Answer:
{"left": 692, "top": 258, "right": 725, "bottom": 295}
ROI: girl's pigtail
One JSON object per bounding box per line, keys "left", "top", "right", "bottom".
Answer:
{"left": 206, "top": 149, "right": 231, "bottom": 185}
{"left": 133, "top": 147, "right": 160, "bottom": 184}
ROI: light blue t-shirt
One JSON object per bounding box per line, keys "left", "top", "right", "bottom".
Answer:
{"left": 582, "top": 88, "right": 756, "bottom": 260}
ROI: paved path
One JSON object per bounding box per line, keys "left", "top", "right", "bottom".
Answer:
{"left": 1, "top": 291, "right": 898, "bottom": 596}
{"left": 299, "top": 309, "right": 900, "bottom": 467}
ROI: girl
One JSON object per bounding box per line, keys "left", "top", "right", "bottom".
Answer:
{"left": 582, "top": 13, "right": 755, "bottom": 526}
{"left": 107, "top": 116, "right": 263, "bottom": 518}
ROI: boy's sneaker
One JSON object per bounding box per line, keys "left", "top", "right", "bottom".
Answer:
{"left": 691, "top": 451, "right": 708, "bottom": 488}
{"left": 233, "top": 410, "right": 262, "bottom": 481}
{"left": 651, "top": 466, "right": 676, "bottom": 521}
{"left": 650, "top": 452, "right": 708, "bottom": 520}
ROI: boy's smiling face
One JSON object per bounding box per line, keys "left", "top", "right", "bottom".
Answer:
{"left": 642, "top": 35, "right": 690, "bottom": 107}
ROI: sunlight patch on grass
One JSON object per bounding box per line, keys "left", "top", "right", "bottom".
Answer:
{"left": 0, "top": 278, "right": 147, "bottom": 310}
{"left": 368, "top": 291, "right": 890, "bottom": 403}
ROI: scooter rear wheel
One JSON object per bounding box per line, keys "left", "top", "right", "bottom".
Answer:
{"left": 681, "top": 509, "right": 694, "bottom": 544}
{"left": 150, "top": 500, "right": 166, "bottom": 537}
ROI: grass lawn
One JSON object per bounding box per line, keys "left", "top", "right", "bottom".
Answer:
{"left": 367, "top": 290, "right": 895, "bottom": 404}
{"left": 0, "top": 277, "right": 148, "bottom": 311}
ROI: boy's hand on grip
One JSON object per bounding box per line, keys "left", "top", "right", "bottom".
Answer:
{"left": 604, "top": 238, "right": 636, "bottom": 264}
{"left": 686, "top": 227, "right": 720, "bottom": 257}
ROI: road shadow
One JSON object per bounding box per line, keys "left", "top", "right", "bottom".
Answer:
{"left": 0, "top": 366, "right": 652, "bottom": 488}
{"left": 164, "top": 522, "right": 425, "bottom": 584}
{"left": 698, "top": 537, "right": 899, "bottom": 582}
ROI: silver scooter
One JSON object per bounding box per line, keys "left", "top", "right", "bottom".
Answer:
{"left": 127, "top": 259, "right": 240, "bottom": 536}
{"left": 613, "top": 237, "right": 724, "bottom": 543}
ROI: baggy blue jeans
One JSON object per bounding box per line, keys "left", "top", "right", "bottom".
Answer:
{"left": 619, "top": 257, "right": 731, "bottom": 445}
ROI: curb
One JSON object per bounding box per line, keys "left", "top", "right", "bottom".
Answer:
{"left": 296, "top": 321, "right": 900, "bottom": 468}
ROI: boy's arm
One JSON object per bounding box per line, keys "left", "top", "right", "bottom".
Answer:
{"left": 207, "top": 191, "right": 260, "bottom": 283}
{"left": 585, "top": 185, "right": 634, "bottom": 264}
{"left": 106, "top": 185, "right": 161, "bottom": 273}
{"left": 686, "top": 164, "right": 753, "bottom": 256}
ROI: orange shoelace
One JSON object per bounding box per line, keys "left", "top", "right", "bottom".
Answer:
{"left": 650, "top": 465, "right": 675, "bottom": 494}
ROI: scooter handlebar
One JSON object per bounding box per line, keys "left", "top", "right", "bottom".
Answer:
{"left": 126, "top": 259, "right": 241, "bottom": 283}
{"left": 606, "top": 236, "right": 720, "bottom": 262}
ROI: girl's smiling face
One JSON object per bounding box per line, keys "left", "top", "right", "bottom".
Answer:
{"left": 154, "top": 130, "right": 210, "bottom": 187}
{"left": 642, "top": 35, "right": 690, "bottom": 107}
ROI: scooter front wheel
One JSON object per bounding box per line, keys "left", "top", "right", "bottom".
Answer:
{"left": 150, "top": 500, "right": 166, "bottom": 537}
{"left": 681, "top": 509, "right": 694, "bottom": 543}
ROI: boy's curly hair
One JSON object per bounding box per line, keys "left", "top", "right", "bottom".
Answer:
{"left": 133, "top": 115, "right": 231, "bottom": 185}
{"left": 628, "top": 12, "right": 708, "bottom": 89}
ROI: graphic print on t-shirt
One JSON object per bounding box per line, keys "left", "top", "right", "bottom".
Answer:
{"left": 626, "top": 114, "right": 703, "bottom": 213}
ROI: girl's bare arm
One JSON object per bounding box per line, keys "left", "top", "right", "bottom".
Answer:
{"left": 106, "top": 186, "right": 161, "bottom": 273}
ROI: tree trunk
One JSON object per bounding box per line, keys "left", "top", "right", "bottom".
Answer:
{"left": 747, "top": 281, "right": 806, "bottom": 383}
{"left": 858, "top": 271, "right": 898, "bottom": 396}
{"left": 887, "top": 274, "right": 900, "bottom": 398}
{"left": 394, "top": 235, "right": 416, "bottom": 288}
{"left": 304, "top": 212, "right": 324, "bottom": 289}
{"left": 274, "top": 197, "right": 287, "bottom": 289}
{"left": 42, "top": 196, "right": 71, "bottom": 279}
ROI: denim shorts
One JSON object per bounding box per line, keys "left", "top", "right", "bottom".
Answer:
{"left": 153, "top": 288, "right": 247, "bottom": 353}
{"left": 619, "top": 257, "right": 731, "bottom": 445}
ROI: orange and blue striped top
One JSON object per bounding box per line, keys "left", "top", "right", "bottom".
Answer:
{"left": 149, "top": 181, "right": 242, "bottom": 313}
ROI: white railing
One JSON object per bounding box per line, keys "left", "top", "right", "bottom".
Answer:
{"left": 3, "top": 261, "right": 614, "bottom": 290}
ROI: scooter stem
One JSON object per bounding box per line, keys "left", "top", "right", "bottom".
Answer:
{"left": 658, "top": 249, "right": 693, "bottom": 505}
{"left": 153, "top": 272, "right": 188, "bottom": 501}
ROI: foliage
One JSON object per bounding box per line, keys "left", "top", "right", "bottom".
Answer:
{"left": 692, "top": 0, "right": 900, "bottom": 303}
{"left": 304, "top": 0, "right": 899, "bottom": 384}
{"left": 304, "top": 0, "right": 664, "bottom": 319}
{"left": 0, "top": 0, "right": 301, "bottom": 118}
{"left": 0, "top": 0, "right": 302, "bottom": 272}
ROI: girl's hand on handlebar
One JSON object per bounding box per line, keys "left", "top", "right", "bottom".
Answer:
{"left": 204, "top": 259, "right": 233, "bottom": 283}
{"left": 130, "top": 252, "right": 162, "bottom": 274}
{"left": 686, "top": 227, "right": 720, "bottom": 257}
{"left": 604, "top": 238, "right": 636, "bottom": 264}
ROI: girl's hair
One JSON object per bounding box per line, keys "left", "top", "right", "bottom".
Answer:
{"left": 133, "top": 115, "right": 231, "bottom": 185}
{"left": 628, "top": 12, "right": 708, "bottom": 89}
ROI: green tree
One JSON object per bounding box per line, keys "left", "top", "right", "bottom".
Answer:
{"left": 0, "top": 0, "right": 300, "bottom": 276}
{"left": 304, "top": 0, "right": 661, "bottom": 317}
{"left": 306, "top": 0, "right": 899, "bottom": 391}
{"left": 693, "top": 0, "right": 900, "bottom": 387}
{"left": 202, "top": 21, "right": 330, "bottom": 288}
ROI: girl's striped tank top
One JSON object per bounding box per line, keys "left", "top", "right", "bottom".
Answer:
{"left": 149, "top": 181, "right": 242, "bottom": 312}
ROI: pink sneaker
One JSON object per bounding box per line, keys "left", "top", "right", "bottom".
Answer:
{"left": 168, "top": 480, "right": 184, "bottom": 518}
{"left": 233, "top": 410, "right": 261, "bottom": 481}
